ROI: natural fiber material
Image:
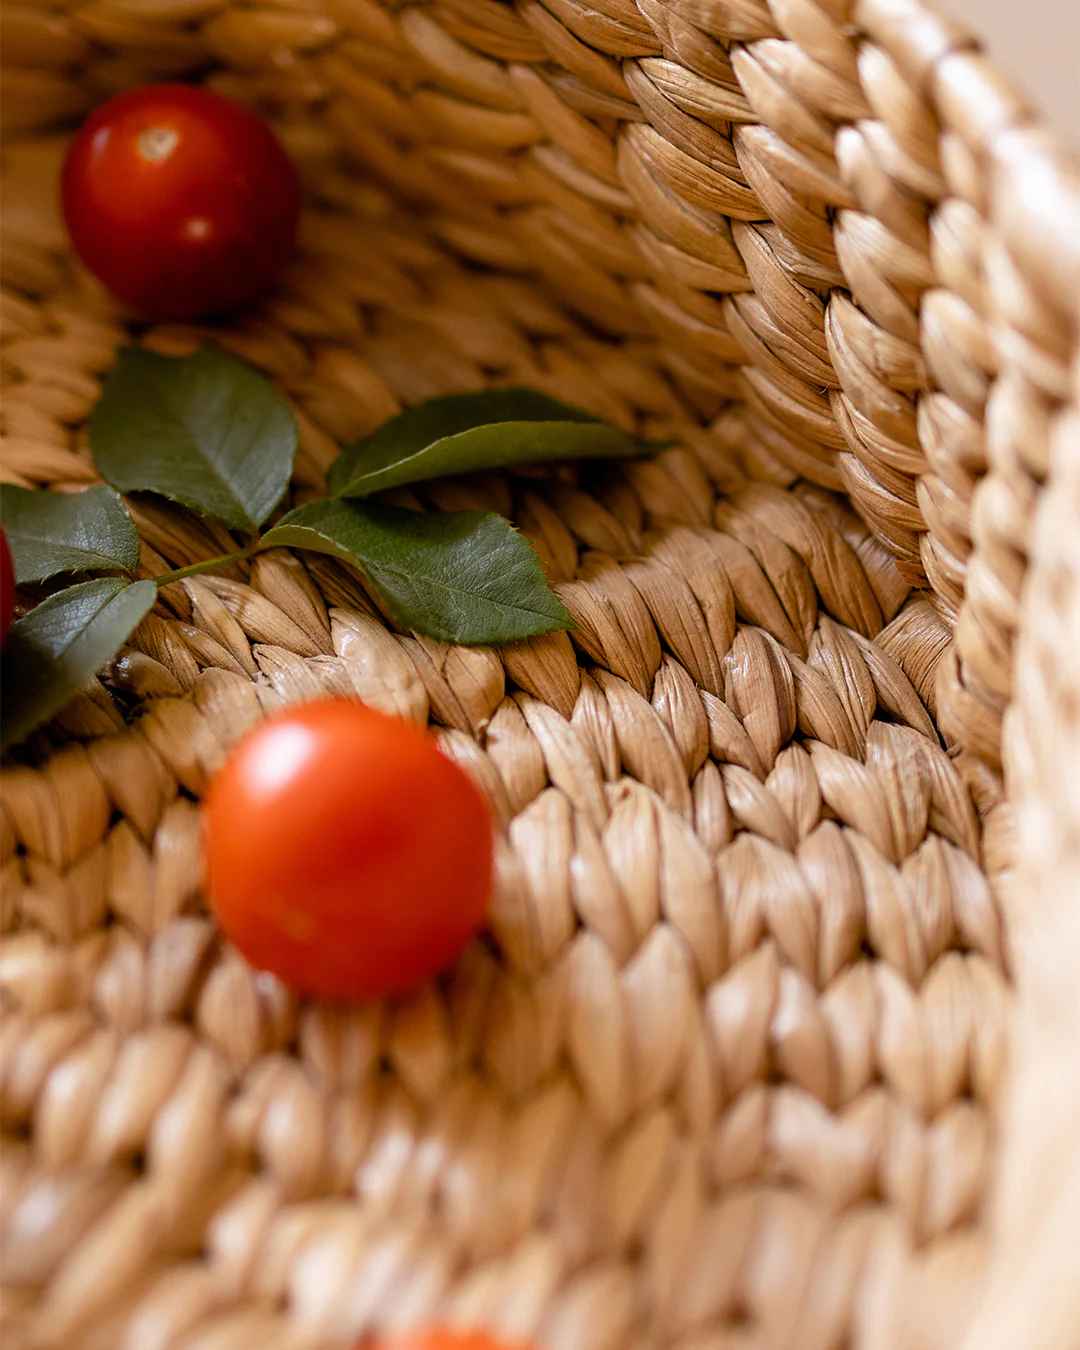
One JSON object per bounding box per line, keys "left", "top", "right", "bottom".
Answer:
{"left": 2, "top": 1, "right": 1079, "bottom": 1347}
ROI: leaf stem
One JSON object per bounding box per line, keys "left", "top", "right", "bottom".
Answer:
{"left": 152, "top": 549, "right": 255, "bottom": 586}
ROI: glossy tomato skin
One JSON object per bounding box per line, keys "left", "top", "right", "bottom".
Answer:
{"left": 204, "top": 700, "right": 493, "bottom": 1001}
{"left": 62, "top": 84, "right": 300, "bottom": 320}
{"left": 365, "top": 1334, "right": 533, "bottom": 1350}
{"left": 0, "top": 528, "right": 14, "bottom": 645}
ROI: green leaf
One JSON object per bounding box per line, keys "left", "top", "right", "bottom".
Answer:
{"left": 0, "top": 484, "right": 139, "bottom": 585}
{"left": 261, "top": 498, "right": 571, "bottom": 645}
{"left": 329, "top": 387, "right": 646, "bottom": 498}
{"left": 90, "top": 344, "right": 297, "bottom": 533}
{"left": 1, "top": 578, "right": 156, "bottom": 750}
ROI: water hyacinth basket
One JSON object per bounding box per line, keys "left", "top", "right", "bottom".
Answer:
{"left": 2, "top": 0, "right": 1080, "bottom": 1346}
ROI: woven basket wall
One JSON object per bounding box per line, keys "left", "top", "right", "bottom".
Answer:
{"left": 3, "top": 1, "right": 1080, "bottom": 1347}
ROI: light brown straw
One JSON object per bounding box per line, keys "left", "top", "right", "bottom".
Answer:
{"left": 2, "top": 1, "right": 1079, "bottom": 1346}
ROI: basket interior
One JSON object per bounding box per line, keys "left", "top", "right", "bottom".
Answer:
{"left": 0, "top": 3, "right": 1028, "bottom": 1347}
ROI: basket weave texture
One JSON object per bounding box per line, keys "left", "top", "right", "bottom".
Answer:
{"left": 2, "top": 1, "right": 1080, "bottom": 1347}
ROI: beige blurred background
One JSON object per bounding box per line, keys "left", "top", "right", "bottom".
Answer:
{"left": 935, "top": 0, "right": 1078, "bottom": 142}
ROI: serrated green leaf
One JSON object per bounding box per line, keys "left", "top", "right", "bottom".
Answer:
{"left": 0, "top": 484, "right": 139, "bottom": 585}
{"left": 329, "top": 387, "right": 646, "bottom": 498}
{"left": 90, "top": 344, "right": 297, "bottom": 533}
{"left": 261, "top": 498, "right": 570, "bottom": 645}
{"left": 1, "top": 578, "right": 156, "bottom": 750}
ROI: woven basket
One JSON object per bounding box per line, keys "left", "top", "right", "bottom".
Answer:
{"left": 3, "top": 1, "right": 1080, "bottom": 1346}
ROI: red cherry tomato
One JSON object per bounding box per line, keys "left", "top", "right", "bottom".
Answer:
{"left": 367, "top": 1335, "right": 533, "bottom": 1350}
{"left": 0, "top": 528, "right": 14, "bottom": 645}
{"left": 61, "top": 83, "right": 300, "bottom": 320}
{"left": 204, "top": 700, "right": 493, "bottom": 1001}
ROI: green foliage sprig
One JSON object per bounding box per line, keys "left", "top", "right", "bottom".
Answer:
{"left": 1, "top": 344, "right": 653, "bottom": 749}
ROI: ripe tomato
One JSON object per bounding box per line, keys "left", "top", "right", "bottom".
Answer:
{"left": 204, "top": 700, "right": 493, "bottom": 1000}
{"left": 61, "top": 84, "right": 300, "bottom": 320}
{"left": 365, "top": 1334, "right": 533, "bottom": 1350}
{"left": 0, "top": 528, "right": 14, "bottom": 645}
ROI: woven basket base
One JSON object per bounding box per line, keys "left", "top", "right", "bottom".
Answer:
{"left": 0, "top": 133, "right": 1010, "bottom": 1350}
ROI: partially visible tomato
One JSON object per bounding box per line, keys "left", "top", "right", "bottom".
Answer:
{"left": 366, "top": 1334, "right": 534, "bottom": 1350}
{"left": 0, "top": 528, "right": 14, "bottom": 646}
{"left": 204, "top": 700, "right": 493, "bottom": 1001}
{"left": 61, "top": 83, "right": 300, "bottom": 320}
